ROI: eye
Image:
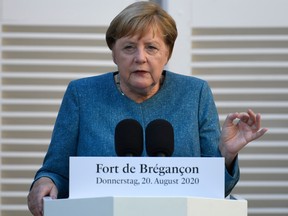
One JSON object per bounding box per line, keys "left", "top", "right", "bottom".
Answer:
{"left": 124, "top": 45, "right": 133, "bottom": 50}
{"left": 147, "top": 45, "right": 157, "bottom": 50}
{"left": 123, "top": 45, "right": 136, "bottom": 54}
{"left": 146, "top": 45, "right": 158, "bottom": 54}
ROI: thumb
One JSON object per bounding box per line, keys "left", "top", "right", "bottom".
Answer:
{"left": 223, "top": 112, "right": 239, "bottom": 127}
{"left": 49, "top": 185, "right": 58, "bottom": 199}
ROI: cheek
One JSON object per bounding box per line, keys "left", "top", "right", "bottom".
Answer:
{"left": 112, "top": 50, "right": 118, "bottom": 64}
{"left": 156, "top": 50, "right": 169, "bottom": 65}
{"left": 112, "top": 47, "right": 125, "bottom": 65}
{"left": 113, "top": 52, "right": 132, "bottom": 66}
{"left": 154, "top": 56, "right": 168, "bottom": 68}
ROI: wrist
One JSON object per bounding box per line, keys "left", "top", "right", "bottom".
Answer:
{"left": 219, "top": 142, "right": 237, "bottom": 170}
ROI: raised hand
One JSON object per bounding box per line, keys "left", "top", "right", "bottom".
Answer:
{"left": 219, "top": 109, "right": 268, "bottom": 168}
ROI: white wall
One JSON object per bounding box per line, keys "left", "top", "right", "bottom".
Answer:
{"left": 1, "top": 0, "right": 135, "bottom": 25}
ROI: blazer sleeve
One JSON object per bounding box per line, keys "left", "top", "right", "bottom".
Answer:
{"left": 33, "top": 81, "right": 80, "bottom": 198}
{"left": 198, "top": 81, "right": 240, "bottom": 197}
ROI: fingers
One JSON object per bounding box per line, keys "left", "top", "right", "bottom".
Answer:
{"left": 239, "top": 109, "right": 260, "bottom": 128}
{"left": 238, "top": 109, "right": 268, "bottom": 138}
{"left": 238, "top": 110, "right": 254, "bottom": 125}
{"left": 224, "top": 109, "right": 268, "bottom": 135}
{"left": 223, "top": 112, "right": 239, "bottom": 127}
{"left": 252, "top": 127, "right": 269, "bottom": 141}
{"left": 247, "top": 109, "right": 257, "bottom": 126}
{"left": 27, "top": 189, "right": 44, "bottom": 216}
{"left": 27, "top": 177, "right": 58, "bottom": 216}
{"left": 252, "top": 112, "right": 262, "bottom": 130}
{"left": 223, "top": 110, "right": 252, "bottom": 128}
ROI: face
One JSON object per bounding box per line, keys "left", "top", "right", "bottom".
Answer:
{"left": 112, "top": 28, "right": 170, "bottom": 101}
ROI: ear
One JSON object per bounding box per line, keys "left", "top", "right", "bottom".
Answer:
{"left": 112, "top": 50, "right": 117, "bottom": 65}
{"left": 164, "top": 49, "right": 171, "bottom": 65}
{"left": 165, "top": 58, "right": 169, "bottom": 66}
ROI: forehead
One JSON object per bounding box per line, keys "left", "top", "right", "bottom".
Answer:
{"left": 119, "top": 27, "right": 165, "bottom": 43}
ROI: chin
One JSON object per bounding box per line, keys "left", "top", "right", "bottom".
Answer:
{"left": 131, "top": 80, "right": 151, "bottom": 88}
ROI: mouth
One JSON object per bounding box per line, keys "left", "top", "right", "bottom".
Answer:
{"left": 133, "top": 70, "right": 149, "bottom": 76}
{"left": 134, "top": 70, "right": 147, "bottom": 73}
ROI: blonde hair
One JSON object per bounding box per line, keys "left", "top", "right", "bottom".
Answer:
{"left": 106, "top": 1, "right": 177, "bottom": 59}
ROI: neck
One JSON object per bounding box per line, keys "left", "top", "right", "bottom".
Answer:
{"left": 114, "top": 73, "right": 164, "bottom": 103}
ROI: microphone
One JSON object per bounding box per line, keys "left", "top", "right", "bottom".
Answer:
{"left": 115, "top": 119, "right": 143, "bottom": 156}
{"left": 145, "top": 119, "right": 174, "bottom": 157}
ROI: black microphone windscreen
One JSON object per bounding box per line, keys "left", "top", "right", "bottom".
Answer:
{"left": 145, "top": 119, "right": 174, "bottom": 156}
{"left": 115, "top": 119, "right": 143, "bottom": 156}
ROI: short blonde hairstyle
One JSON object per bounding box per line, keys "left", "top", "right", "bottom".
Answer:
{"left": 106, "top": 1, "right": 178, "bottom": 59}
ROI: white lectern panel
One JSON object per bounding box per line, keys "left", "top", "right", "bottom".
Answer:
{"left": 44, "top": 196, "right": 247, "bottom": 216}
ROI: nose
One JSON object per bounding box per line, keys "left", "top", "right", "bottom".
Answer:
{"left": 134, "top": 48, "right": 147, "bottom": 64}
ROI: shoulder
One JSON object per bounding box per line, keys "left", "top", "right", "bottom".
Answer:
{"left": 165, "top": 71, "right": 209, "bottom": 89}
{"left": 63, "top": 72, "right": 115, "bottom": 97}
{"left": 69, "top": 72, "right": 113, "bottom": 87}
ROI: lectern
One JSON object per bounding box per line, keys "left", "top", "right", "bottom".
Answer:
{"left": 44, "top": 195, "right": 247, "bottom": 216}
{"left": 44, "top": 157, "right": 247, "bottom": 215}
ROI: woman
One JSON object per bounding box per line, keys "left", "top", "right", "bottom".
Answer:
{"left": 27, "top": 2, "right": 267, "bottom": 215}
